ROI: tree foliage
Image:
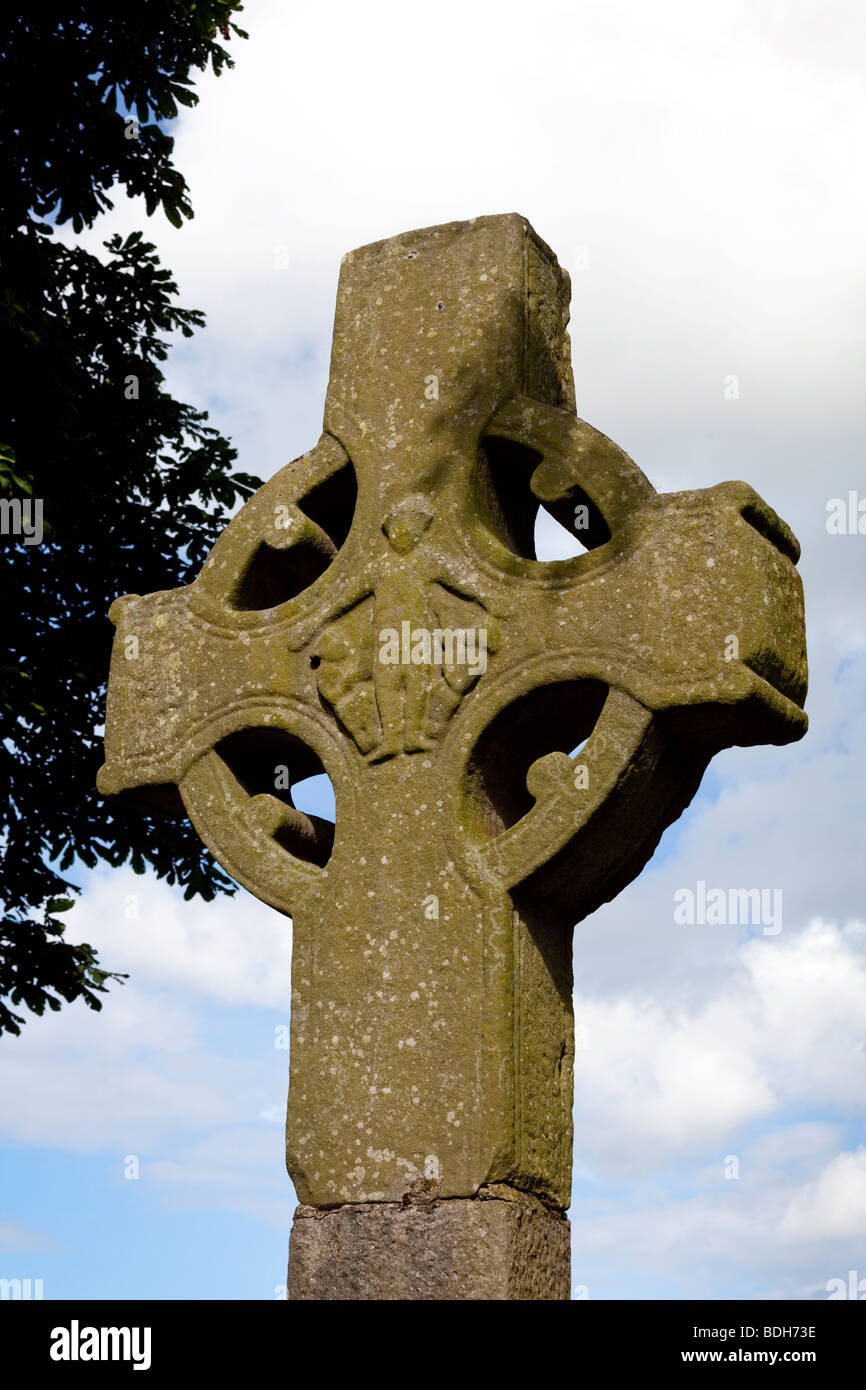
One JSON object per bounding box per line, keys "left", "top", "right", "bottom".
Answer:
{"left": 0, "top": 4, "right": 258, "bottom": 1034}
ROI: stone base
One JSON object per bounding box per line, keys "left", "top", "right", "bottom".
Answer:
{"left": 287, "top": 1185, "right": 570, "bottom": 1300}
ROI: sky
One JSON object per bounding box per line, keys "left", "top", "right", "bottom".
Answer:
{"left": 2, "top": 0, "right": 865, "bottom": 1300}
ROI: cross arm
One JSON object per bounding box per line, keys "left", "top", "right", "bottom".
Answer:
{"left": 449, "top": 405, "right": 807, "bottom": 919}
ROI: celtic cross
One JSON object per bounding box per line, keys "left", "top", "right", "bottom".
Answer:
{"left": 99, "top": 214, "right": 807, "bottom": 1299}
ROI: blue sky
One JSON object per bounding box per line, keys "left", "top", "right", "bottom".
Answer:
{"left": 2, "top": 0, "right": 866, "bottom": 1300}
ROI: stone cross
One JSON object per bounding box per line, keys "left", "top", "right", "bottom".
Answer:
{"left": 98, "top": 214, "right": 808, "bottom": 1300}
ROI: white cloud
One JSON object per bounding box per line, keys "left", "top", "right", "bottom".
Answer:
{"left": 66, "top": 865, "right": 292, "bottom": 1008}
{"left": 570, "top": 1121, "right": 866, "bottom": 1297}
{"left": 0, "top": 1001, "right": 235, "bottom": 1152}
{"left": 574, "top": 920, "right": 866, "bottom": 1173}
{"left": 781, "top": 1148, "right": 866, "bottom": 1241}
{"left": 747, "top": 1121, "right": 844, "bottom": 1169}
{"left": 0, "top": 942, "right": 288, "bottom": 1156}
{"left": 68, "top": 0, "right": 865, "bottom": 509}
{"left": 0, "top": 902, "right": 295, "bottom": 1226}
